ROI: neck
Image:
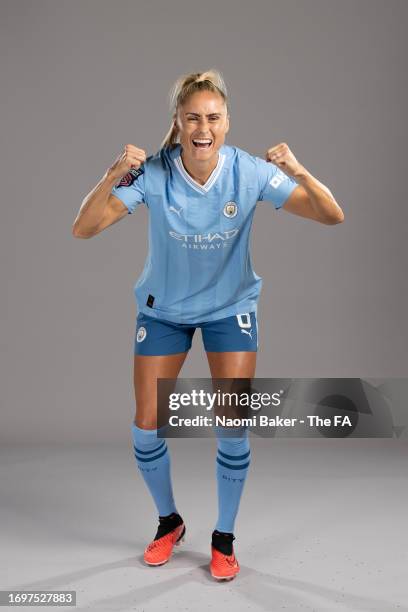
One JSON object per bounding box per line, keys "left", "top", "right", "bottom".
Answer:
{"left": 180, "top": 149, "right": 219, "bottom": 185}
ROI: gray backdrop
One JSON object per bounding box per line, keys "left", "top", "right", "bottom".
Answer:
{"left": 1, "top": 0, "right": 407, "bottom": 445}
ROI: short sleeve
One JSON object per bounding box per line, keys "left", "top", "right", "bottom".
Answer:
{"left": 255, "top": 157, "right": 298, "bottom": 210}
{"left": 111, "top": 166, "right": 146, "bottom": 214}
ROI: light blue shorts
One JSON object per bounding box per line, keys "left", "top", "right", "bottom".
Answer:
{"left": 134, "top": 311, "right": 258, "bottom": 356}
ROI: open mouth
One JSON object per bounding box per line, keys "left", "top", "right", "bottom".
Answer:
{"left": 192, "top": 138, "right": 213, "bottom": 149}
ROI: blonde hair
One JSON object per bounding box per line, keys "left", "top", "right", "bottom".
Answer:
{"left": 160, "top": 69, "right": 229, "bottom": 150}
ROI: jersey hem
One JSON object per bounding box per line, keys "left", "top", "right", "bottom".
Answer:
{"left": 136, "top": 300, "right": 259, "bottom": 325}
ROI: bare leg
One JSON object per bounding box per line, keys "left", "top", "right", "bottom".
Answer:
{"left": 133, "top": 352, "right": 189, "bottom": 429}
{"left": 206, "top": 351, "right": 257, "bottom": 378}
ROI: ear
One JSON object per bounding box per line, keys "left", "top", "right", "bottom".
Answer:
{"left": 225, "top": 114, "right": 230, "bottom": 135}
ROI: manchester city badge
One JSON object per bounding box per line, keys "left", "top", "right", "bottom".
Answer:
{"left": 223, "top": 201, "right": 238, "bottom": 218}
{"left": 136, "top": 326, "right": 147, "bottom": 342}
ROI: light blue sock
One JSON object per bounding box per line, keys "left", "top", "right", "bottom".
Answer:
{"left": 215, "top": 428, "right": 251, "bottom": 533}
{"left": 131, "top": 423, "right": 178, "bottom": 517}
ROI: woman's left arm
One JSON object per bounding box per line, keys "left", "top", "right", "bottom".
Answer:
{"left": 266, "top": 143, "right": 344, "bottom": 225}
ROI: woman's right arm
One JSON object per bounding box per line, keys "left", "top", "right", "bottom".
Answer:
{"left": 72, "top": 145, "right": 146, "bottom": 239}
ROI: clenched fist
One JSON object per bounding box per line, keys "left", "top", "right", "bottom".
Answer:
{"left": 265, "top": 142, "right": 302, "bottom": 178}
{"left": 107, "top": 144, "right": 147, "bottom": 182}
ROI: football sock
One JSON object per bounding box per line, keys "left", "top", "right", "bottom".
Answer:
{"left": 131, "top": 423, "right": 178, "bottom": 517}
{"left": 215, "top": 427, "right": 251, "bottom": 534}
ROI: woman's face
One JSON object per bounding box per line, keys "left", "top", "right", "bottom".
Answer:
{"left": 174, "top": 90, "right": 230, "bottom": 162}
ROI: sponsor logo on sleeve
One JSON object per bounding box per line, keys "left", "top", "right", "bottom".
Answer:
{"left": 117, "top": 167, "right": 144, "bottom": 188}
{"left": 269, "top": 169, "right": 286, "bottom": 189}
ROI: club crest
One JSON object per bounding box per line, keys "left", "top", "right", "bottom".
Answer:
{"left": 223, "top": 201, "right": 238, "bottom": 218}
{"left": 136, "top": 326, "right": 147, "bottom": 342}
{"left": 117, "top": 167, "right": 144, "bottom": 188}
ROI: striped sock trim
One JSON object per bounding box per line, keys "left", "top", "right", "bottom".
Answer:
{"left": 134, "top": 439, "right": 166, "bottom": 455}
{"left": 216, "top": 455, "right": 251, "bottom": 471}
{"left": 218, "top": 448, "right": 250, "bottom": 462}
{"left": 134, "top": 441, "right": 168, "bottom": 463}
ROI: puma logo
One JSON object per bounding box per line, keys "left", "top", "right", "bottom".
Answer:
{"left": 241, "top": 329, "right": 253, "bottom": 340}
{"left": 169, "top": 205, "right": 183, "bottom": 217}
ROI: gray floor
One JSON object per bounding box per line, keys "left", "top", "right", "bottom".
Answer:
{"left": 1, "top": 438, "right": 407, "bottom": 611}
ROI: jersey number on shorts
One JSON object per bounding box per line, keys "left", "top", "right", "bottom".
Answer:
{"left": 236, "top": 313, "right": 251, "bottom": 329}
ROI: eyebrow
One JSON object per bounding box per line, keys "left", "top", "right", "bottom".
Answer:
{"left": 185, "top": 112, "right": 222, "bottom": 117}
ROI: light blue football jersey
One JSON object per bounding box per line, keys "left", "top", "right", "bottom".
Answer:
{"left": 112, "top": 144, "right": 299, "bottom": 324}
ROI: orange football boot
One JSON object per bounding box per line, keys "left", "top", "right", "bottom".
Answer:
{"left": 144, "top": 522, "right": 185, "bottom": 566}
{"left": 210, "top": 545, "right": 240, "bottom": 580}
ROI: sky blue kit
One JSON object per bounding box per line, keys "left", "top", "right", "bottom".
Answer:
{"left": 112, "top": 144, "right": 298, "bottom": 353}
{"left": 120, "top": 145, "right": 297, "bottom": 532}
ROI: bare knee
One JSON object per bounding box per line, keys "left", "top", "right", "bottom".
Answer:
{"left": 133, "top": 405, "right": 158, "bottom": 430}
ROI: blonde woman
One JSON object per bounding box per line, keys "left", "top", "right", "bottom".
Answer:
{"left": 73, "top": 69, "right": 344, "bottom": 581}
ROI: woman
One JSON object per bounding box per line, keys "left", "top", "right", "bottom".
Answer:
{"left": 73, "top": 69, "right": 344, "bottom": 581}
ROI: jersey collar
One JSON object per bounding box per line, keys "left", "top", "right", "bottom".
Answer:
{"left": 171, "top": 144, "right": 226, "bottom": 194}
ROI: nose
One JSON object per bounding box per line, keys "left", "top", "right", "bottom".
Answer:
{"left": 197, "top": 117, "right": 211, "bottom": 131}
